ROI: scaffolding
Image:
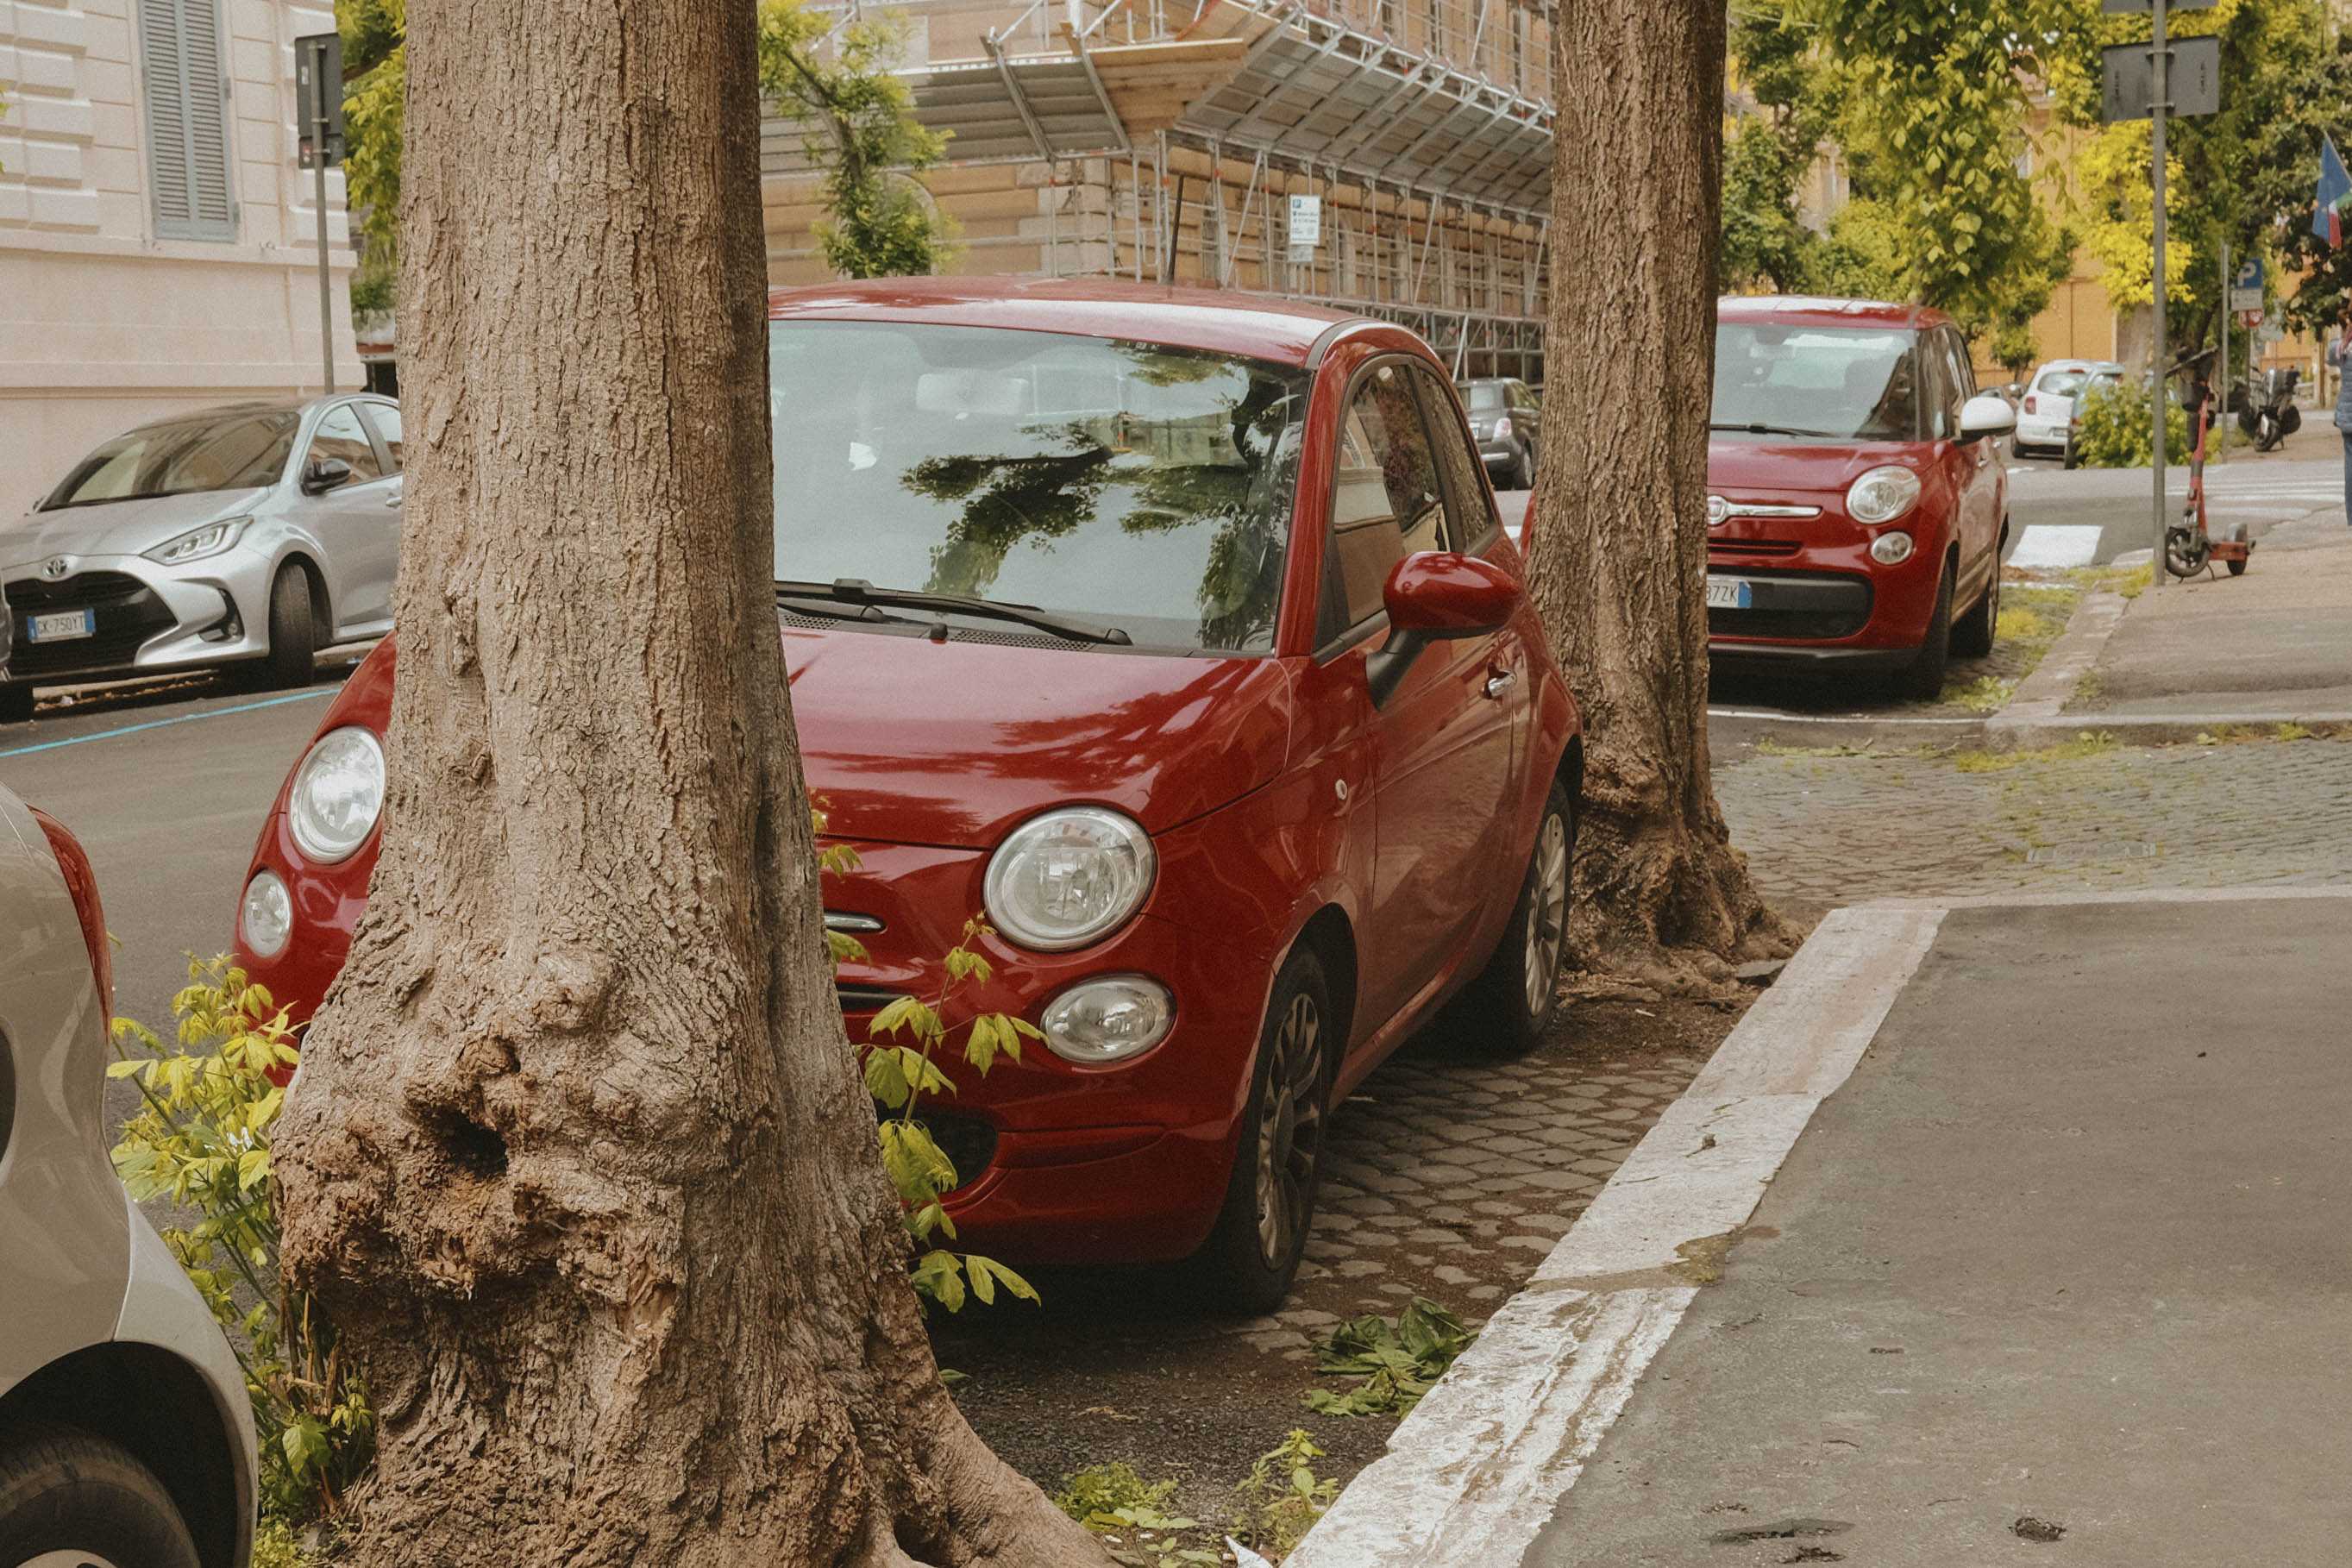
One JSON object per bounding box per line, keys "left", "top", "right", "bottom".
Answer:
{"left": 762, "top": 0, "right": 1554, "bottom": 380}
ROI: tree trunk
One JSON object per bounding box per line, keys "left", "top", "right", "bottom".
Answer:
{"left": 271, "top": 3, "right": 1109, "bottom": 1563}
{"left": 1524, "top": 3, "right": 1790, "bottom": 989}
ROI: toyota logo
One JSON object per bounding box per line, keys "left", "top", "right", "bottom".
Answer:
{"left": 39, "top": 556, "right": 70, "bottom": 580}
{"left": 1705, "top": 495, "right": 1728, "bottom": 528}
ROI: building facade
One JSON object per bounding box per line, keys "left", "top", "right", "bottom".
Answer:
{"left": 762, "top": 0, "right": 1557, "bottom": 385}
{"left": 0, "top": 0, "right": 360, "bottom": 516}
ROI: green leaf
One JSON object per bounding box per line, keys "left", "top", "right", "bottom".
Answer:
{"left": 910, "top": 1249, "right": 967, "bottom": 1311}
{"left": 967, "top": 1253, "right": 1039, "bottom": 1304}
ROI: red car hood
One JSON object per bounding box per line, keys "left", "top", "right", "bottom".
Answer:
{"left": 1708, "top": 439, "right": 1928, "bottom": 499}
{"left": 786, "top": 627, "right": 1295, "bottom": 850}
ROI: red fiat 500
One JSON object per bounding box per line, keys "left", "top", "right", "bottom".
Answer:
{"left": 231, "top": 279, "right": 1584, "bottom": 1310}
{"left": 1707, "top": 297, "right": 2016, "bottom": 698}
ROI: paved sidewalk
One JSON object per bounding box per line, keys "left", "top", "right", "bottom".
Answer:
{"left": 1526, "top": 893, "right": 2352, "bottom": 1567}
{"left": 2074, "top": 512, "right": 2352, "bottom": 718}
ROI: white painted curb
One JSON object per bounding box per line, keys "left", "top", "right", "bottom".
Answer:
{"left": 1287, "top": 906, "right": 1946, "bottom": 1568}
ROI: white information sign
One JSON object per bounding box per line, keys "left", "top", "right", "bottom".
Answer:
{"left": 1288, "top": 194, "right": 1321, "bottom": 248}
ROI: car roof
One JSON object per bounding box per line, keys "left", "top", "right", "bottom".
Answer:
{"left": 120, "top": 394, "right": 385, "bottom": 436}
{"left": 2035, "top": 360, "right": 2122, "bottom": 375}
{"left": 1717, "top": 295, "right": 1952, "bottom": 331}
{"left": 768, "top": 276, "right": 1367, "bottom": 367}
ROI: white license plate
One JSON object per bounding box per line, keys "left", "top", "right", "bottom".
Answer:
{"left": 27, "top": 609, "right": 95, "bottom": 643}
{"left": 1704, "top": 577, "right": 1754, "bottom": 611}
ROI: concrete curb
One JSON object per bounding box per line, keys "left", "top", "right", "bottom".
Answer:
{"left": 1286, "top": 906, "right": 1946, "bottom": 1568}
{"left": 1992, "top": 588, "right": 2129, "bottom": 737}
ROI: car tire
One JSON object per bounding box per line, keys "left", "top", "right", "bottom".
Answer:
{"left": 258, "top": 563, "right": 318, "bottom": 689}
{"left": 1507, "top": 444, "right": 1534, "bottom": 491}
{"left": 1951, "top": 556, "right": 2000, "bottom": 659}
{"left": 1897, "top": 561, "right": 1954, "bottom": 702}
{"left": 0, "top": 1423, "right": 203, "bottom": 1568}
{"left": 1446, "top": 778, "right": 1574, "bottom": 1057}
{"left": 0, "top": 683, "right": 32, "bottom": 724}
{"left": 1197, "top": 947, "right": 1333, "bottom": 1315}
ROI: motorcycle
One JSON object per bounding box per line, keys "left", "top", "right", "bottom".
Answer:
{"left": 2230, "top": 366, "right": 2302, "bottom": 452}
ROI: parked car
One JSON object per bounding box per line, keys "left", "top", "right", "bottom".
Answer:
{"left": 2013, "top": 358, "right": 2122, "bottom": 460}
{"left": 1707, "top": 297, "right": 2014, "bottom": 699}
{"left": 229, "top": 279, "right": 1584, "bottom": 1311}
{"left": 0, "top": 395, "right": 405, "bottom": 724}
{"left": 0, "top": 785, "right": 257, "bottom": 1565}
{"left": 1458, "top": 376, "right": 1542, "bottom": 489}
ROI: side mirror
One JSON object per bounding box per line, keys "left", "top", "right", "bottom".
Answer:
{"left": 1366, "top": 551, "right": 1522, "bottom": 706}
{"left": 1959, "top": 393, "right": 2017, "bottom": 444}
{"left": 302, "top": 455, "right": 354, "bottom": 494}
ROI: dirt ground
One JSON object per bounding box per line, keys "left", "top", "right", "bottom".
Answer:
{"left": 935, "top": 992, "right": 1748, "bottom": 1540}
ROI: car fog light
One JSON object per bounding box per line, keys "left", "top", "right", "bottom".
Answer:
{"left": 1870, "top": 530, "right": 1916, "bottom": 566}
{"left": 1039, "top": 975, "right": 1174, "bottom": 1064}
{"left": 241, "top": 869, "right": 293, "bottom": 959}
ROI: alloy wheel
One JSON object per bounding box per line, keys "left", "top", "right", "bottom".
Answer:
{"left": 19, "top": 1553, "right": 127, "bottom": 1568}
{"left": 1253, "top": 990, "right": 1326, "bottom": 1267}
{"left": 1523, "top": 811, "right": 1570, "bottom": 1015}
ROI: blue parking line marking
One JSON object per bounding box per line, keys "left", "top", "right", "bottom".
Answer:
{"left": 0, "top": 688, "right": 335, "bottom": 760}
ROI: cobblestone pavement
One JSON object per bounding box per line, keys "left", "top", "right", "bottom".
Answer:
{"left": 1720, "top": 733, "right": 2352, "bottom": 913}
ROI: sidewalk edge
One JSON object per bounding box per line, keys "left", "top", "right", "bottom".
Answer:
{"left": 1286, "top": 906, "right": 1946, "bottom": 1568}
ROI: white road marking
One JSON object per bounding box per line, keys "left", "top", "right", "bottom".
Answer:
{"left": 2006, "top": 524, "right": 2104, "bottom": 568}
{"left": 1289, "top": 906, "right": 1947, "bottom": 1568}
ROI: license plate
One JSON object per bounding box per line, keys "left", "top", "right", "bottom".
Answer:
{"left": 27, "top": 609, "right": 95, "bottom": 643}
{"left": 1704, "top": 577, "right": 1753, "bottom": 611}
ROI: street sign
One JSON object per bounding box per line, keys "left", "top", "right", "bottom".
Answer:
{"left": 2102, "top": 35, "right": 2221, "bottom": 122}
{"left": 2239, "top": 308, "right": 2265, "bottom": 329}
{"left": 1287, "top": 194, "right": 1320, "bottom": 248}
{"left": 2230, "top": 256, "right": 2265, "bottom": 312}
{"left": 294, "top": 32, "right": 346, "bottom": 169}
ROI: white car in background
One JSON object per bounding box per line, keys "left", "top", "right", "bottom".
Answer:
{"left": 2013, "top": 359, "right": 2123, "bottom": 460}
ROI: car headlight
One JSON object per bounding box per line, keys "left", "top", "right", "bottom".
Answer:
{"left": 1846, "top": 466, "right": 1921, "bottom": 524}
{"left": 287, "top": 726, "right": 386, "bottom": 863}
{"left": 983, "top": 806, "right": 1155, "bottom": 951}
{"left": 240, "top": 869, "right": 292, "bottom": 959}
{"left": 1870, "top": 530, "right": 1916, "bottom": 565}
{"left": 1039, "top": 975, "right": 1175, "bottom": 1064}
{"left": 142, "top": 517, "right": 250, "bottom": 565}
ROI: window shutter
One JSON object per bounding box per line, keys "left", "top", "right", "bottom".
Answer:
{"left": 141, "top": 0, "right": 236, "bottom": 241}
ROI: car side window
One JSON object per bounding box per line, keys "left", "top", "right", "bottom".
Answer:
{"left": 1943, "top": 331, "right": 1977, "bottom": 409}
{"left": 360, "top": 403, "right": 404, "bottom": 474}
{"left": 308, "top": 405, "right": 384, "bottom": 484}
{"left": 1920, "top": 337, "right": 1954, "bottom": 440}
{"left": 1413, "top": 367, "right": 1496, "bottom": 547}
{"left": 1322, "top": 362, "right": 1452, "bottom": 637}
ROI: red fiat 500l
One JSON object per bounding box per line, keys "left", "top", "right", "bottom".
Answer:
{"left": 231, "top": 279, "right": 1584, "bottom": 1310}
{"left": 1707, "top": 297, "right": 2016, "bottom": 699}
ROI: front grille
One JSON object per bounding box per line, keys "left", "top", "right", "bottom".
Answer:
{"left": 4, "top": 572, "right": 176, "bottom": 680}
{"left": 1709, "top": 540, "right": 1803, "bottom": 558}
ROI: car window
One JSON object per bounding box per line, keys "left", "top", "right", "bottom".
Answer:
{"left": 1326, "top": 362, "right": 1452, "bottom": 634}
{"left": 1942, "top": 331, "right": 1976, "bottom": 411}
{"left": 1464, "top": 383, "right": 1506, "bottom": 412}
{"left": 1414, "top": 367, "right": 1494, "bottom": 546}
{"left": 1922, "top": 337, "right": 1954, "bottom": 439}
{"left": 360, "top": 403, "right": 404, "bottom": 473}
{"left": 40, "top": 409, "right": 299, "bottom": 509}
{"left": 2036, "top": 369, "right": 2090, "bottom": 399}
{"left": 308, "top": 405, "right": 384, "bottom": 484}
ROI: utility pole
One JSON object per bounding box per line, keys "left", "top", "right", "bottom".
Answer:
{"left": 2150, "top": 0, "right": 2168, "bottom": 586}
{"left": 295, "top": 33, "right": 347, "bottom": 394}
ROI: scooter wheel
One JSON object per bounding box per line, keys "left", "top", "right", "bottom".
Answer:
{"left": 2165, "top": 526, "right": 2211, "bottom": 580}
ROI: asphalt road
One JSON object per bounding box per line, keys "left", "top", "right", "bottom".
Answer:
{"left": 2004, "top": 448, "right": 2342, "bottom": 566}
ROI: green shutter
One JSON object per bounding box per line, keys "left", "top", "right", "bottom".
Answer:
{"left": 141, "top": 0, "right": 235, "bottom": 241}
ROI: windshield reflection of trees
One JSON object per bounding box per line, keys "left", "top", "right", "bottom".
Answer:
{"left": 896, "top": 344, "right": 1301, "bottom": 650}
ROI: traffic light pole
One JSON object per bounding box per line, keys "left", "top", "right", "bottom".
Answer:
{"left": 2150, "top": 0, "right": 2168, "bottom": 586}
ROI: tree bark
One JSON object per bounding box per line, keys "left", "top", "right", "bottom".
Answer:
{"left": 271, "top": 3, "right": 1109, "bottom": 1563}
{"left": 1525, "top": 3, "right": 1790, "bottom": 989}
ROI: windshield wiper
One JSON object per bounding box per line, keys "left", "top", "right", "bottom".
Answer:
{"left": 775, "top": 580, "right": 1132, "bottom": 647}
{"left": 774, "top": 587, "right": 935, "bottom": 630}
{"left": 1709, "top": 421, "right": 1844, "bottom": 439}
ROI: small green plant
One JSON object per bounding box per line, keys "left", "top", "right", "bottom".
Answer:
{"left": 251, "top": 1518, "right": 330, "bottom": 1568}
{"left": 1953, "top": 730, "right": 2120, "bottom": 774}
{"left": 109, "top": 960, "right": 375, "bottom": 1525}
{"left": 1303, "top": 1296, "right": 1471, "bottom": 1417}
{"left": 2276, "top": 722, "right": 2315, "bottom": 743}
{"left": 2070, "top": 380, "right": 2188, "bottom": 468}
{"left": 1943, "top": 674, "right": 2015, "bottom": 713}
{"left": 1053, "top": 1463, "right": 1220, "bottom": 1566}
{"left": 1232, "top": 1429, "right": 1338, "bottom": 1557}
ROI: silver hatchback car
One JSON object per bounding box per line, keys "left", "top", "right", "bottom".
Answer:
{"left": 0, "top": 786, "right": 256, "bottom": 1564}
{"left": 0, "top": 396, "right": 404, "bottom": 723}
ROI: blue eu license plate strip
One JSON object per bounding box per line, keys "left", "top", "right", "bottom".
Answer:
{"left": 26, "top": 608, "right": 97, "bottom": 643}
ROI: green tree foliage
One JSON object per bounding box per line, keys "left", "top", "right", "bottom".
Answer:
{"left": 336, "top": 0, "right": 405, "bottom": 316}
{"left": 1721, "top": 3, "right": 1835, "bottom": 292}
{"left": 2071, "top": 378, "right": 2189, "bottom": 467}
{"left": 756, "top": 0, "right": 956, "bottom": 279}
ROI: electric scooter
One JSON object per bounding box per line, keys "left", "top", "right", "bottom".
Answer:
{"left": 2168, "top": 380, "right": 2254, "bottom": 580}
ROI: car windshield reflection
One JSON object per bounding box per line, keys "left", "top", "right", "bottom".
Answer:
{"left": 1712, "top": 323, "right": 1919, "bottom": 442}
{"left": 771, "top": 322, "right": 1308, "bottom": 653}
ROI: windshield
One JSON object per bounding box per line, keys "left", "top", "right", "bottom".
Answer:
{"left": 42, "top": 409, "right": 298, "bottom": 510}
{"left": 1465, "top": 383, "right": 1505, "bottom": 412}
{"left": 1712, "top": 324, "right": 1919, "bottom": 442}
{"left": 772, "top": 322, "right": 1308, "bottom": 653}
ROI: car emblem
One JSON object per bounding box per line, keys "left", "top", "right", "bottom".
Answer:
{"left": 1705, "top": 495, "right": 1728, "bottom": 528}
{"left": 40, "top": 555, "right": 70, "bottom": 580}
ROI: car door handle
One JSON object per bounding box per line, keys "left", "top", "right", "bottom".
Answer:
{"left": 1483, "top": 669, "right": 1518, "bottom": 700}
{"left": 383, "top": 491, "right": 405, "bottom": 509}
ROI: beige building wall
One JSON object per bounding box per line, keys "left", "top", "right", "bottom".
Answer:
{"left": 0, "top": 0, "right": 360, "bottom": 517}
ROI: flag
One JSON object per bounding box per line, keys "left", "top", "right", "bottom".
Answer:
{"left": 2315, "top": 134, "right": 2352, "bottom": 248}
